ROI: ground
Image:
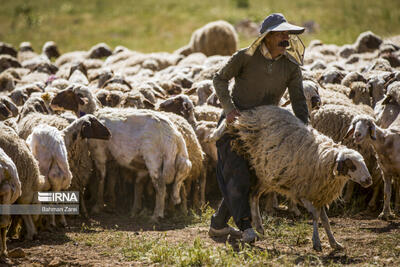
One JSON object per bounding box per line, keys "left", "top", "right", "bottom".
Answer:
{"left": 3, "top": 205, "right": 400, "bottom": 266}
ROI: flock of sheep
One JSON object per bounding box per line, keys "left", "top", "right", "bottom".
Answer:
{"left": 0, "top": 19, "right": 399, "bottom": 256}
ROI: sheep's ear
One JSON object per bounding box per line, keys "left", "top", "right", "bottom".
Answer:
{"left": 344, "top": 124, "right": 355, "bottom": 140}
{"left": 0, "top": 103, "right": 11, "bottom": 119}
{"left": 143, "top": 99, "right": 155, "bottom": 110}
{"left": 382, "top": 95, "right": 391, "bottom": 105}
{"left": 81, "top": 117, "right": 111, "bottom": 140}
{"left": 369, "top": 122, "right": 377, "bottom": 140}
{"left": 334, "top": 160, "right": 348, "bottom": 176}
{"left": 348, "top": 89, "right": 355, "bottom": 99}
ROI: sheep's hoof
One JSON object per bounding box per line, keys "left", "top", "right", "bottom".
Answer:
{"left": 313, "top": 243, "right": 322, "bottom": 252}
{"left": 331, "top": 242, "right": 344, "bottom": 250}
{"left": 150, "top": 216, "right": 160, "bottom": 224}
{"left": 172, "top": 196, "right": 181, "bottom": 205}
{"left": 378, "top": 211, "right": 396, "bottom": 220}
{"left": 255, "top": 226, "right": 265, "bottom": 236}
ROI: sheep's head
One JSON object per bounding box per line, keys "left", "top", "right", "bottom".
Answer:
{"left": 0, "top": 103, "right": 12, "bottom": 121}
{"left": 344, "top": 115, "right": 376, "bottom": 144}
{"left": 78, "top": 115, "right": 111, "bottom": 140}
{"left": 51, "top": 85, "right": 88, "bottom": 115}
{"left": 303, "top": 80, "right": 321, "bottom": 110}
{"left": 333, "top": 149, "right": 372, "bottom": 188}
{"left": 158, "top": 94, "right": 194, "bottom": 120}
{"left": 42, "top": 41, "right": 60, "bottom": 59}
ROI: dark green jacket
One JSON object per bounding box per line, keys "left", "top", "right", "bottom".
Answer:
{"left": 213, "top": 46, "right": 309, "bottom": 124}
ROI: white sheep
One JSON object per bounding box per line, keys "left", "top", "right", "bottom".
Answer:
{"left": 50, "top": 86, "right": 192, "bottom": 220}
{"left": 226, "top": 105, "right": 372, "bottom": 251}
{"left": 375, "top": 81, "right": 400, "bottom": 128}
{"left": 0, "top": 147, "right": 22, "bottom": 256}
{"left": 26, "top": 124, "right": 73, "bottom": 228}
{"left": 345, "top": 114, "right": 400, "bottom": 219}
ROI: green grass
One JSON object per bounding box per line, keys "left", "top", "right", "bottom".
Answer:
{"left": 1, "top": 0, "right": 399, "bottom": 53}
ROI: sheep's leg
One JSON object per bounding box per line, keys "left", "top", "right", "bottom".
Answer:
{"left": 379, "top": 175, "right": 395, "bottom": 220}
{"left": 88, "top": 141, "right": 108, "bottom": 214}
{"left": 79, "top": 190, "right": 88, "bottom": 218}
{"left": 320, "top": 207, "right": 343, "bottom": 250}
{"left": 250, "top": 187, "right": 266, "bottom": 235}
{"left": 288, "top": 200, "right": 301, "bottom": 217}
{"left": 171, "top": 156, "right": 191, "bottom": 206}
{"left": 131, "top": 171, "right": 147, "bottom": 217}
{"left": 394, "top": 179, "right": 400, "bottom": 214}
{"left": 301, "top": 199, "right": 322, "bottom": 251}
{"left": 199, "top": 170, "right": 206, "bottom": 207}
{"left": 343, "top": 181, "right": 355, "bottom": 203}
{"left": 264, "top": 192, "right": 278, "bottom": 214}
{"left": 151, "top": 178, "right": 166, "bottom": 221}
{"left": 21, "top": 215, "right": 37, "bottom": 240}
{"left": 180, "top": 184, "right": 188, "bottom": 214}
{"left": 0, "top": 228, "right": 7, "bottom": 257}
{"left": 367, "top": 183, "right": 381, "bottom": 211}
{"left": 92, "top": 160, "right": 107, "bottom": 214}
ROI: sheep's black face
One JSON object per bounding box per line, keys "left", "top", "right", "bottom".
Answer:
{"left": 80, "top": 117, "right": 111, "bottom": 140}
{"left": 0, "top": 103, "right": 11, "bottom": 120}
{"left": 51, "top": 88, "right": 85, "bottom": 115}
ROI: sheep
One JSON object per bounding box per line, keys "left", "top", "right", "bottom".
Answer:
{"left": 194, "top": 105, "right": 222, "bottom": 123}
{"left": 87, "top": 43, "right": 112, "bottom": 59}
{"left": 348, "top": 81, "right": 371, "bottom": 106}
{"left": 175, "top": 20, "right": 238, "bottom": 57}
{"left": 153, "top": 111, "right": 206, "bottom": 213}
{"left": 0, "top": 42, "right": 17, "bottom": 57}
{"left": 0, "top": 96, "right": 18, "bottom": 120}
{"left": 354, "top": 31, "right": 383, "bottom": 53}
{"left": 26, "top": 124, "right": 73, "bottom": 228}
{"left": 50, "top": 86, "right": 192, "bottom": 220}
{"left": 224, "top": 105, "right": 372, "bottom": 251}
{"left": 0, "top": 122, "right": 48, "bottom": 240}
{"left": 0, "top": 72, "right": 16, "bottom": 92}
{"left": 346, "top": 114, "right": 400, "bottom": 217}
{"left": 0, "top": 55, "right": 21, "bottom": 74}
{"left": 42, "top": 41, "right": 60, "bottom": 60}
{"left": 310, "top": 104, "right": 382, "bottom": 209}
{"left": 17, "top": 113, "right": 111, "bottom": 217}
{"left": 0, "top": 147, "right": 22, "bottom": 257}
{"left": 375, "top": 81, "right": 400, "bottom": 128}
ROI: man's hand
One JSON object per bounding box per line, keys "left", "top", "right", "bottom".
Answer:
{"left": 226, "top": 109, "right": 241, "bottom": 124}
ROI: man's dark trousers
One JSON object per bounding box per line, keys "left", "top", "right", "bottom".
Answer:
{"left": 210, "top": 117, "right": 254, "bottom": 231}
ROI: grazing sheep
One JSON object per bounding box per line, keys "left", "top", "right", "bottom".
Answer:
{"left": 0, "top": 147, "right": 22, "bottom": 257}
{"left": 0, "top": 122, "right": 48, "bottom": 240}
{"left": 0, "top": 72, "right": 16, "bottom": 92}
{"left": 176, "top": 20, "right": 238, "bottom": 57}
{"left": 50, "top": 86, "right": 192, "bottom": 220}
{"left": 226, "top": 105, "right": 372, "bottom": 251}
{"left": 345, "top": 115, "right": 400, "bottom": 219}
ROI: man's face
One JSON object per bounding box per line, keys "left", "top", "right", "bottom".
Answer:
{"left": 264, "top": 31, "right": 290, "bottom": 53}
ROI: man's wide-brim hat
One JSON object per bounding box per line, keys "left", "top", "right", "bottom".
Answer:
{"left": 246, "top": 13, "right": 305, "bottom": 56}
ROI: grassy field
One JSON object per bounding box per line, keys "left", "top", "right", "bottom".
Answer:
{"left": 0, "top": 0, "right": 400, "bottom": 53}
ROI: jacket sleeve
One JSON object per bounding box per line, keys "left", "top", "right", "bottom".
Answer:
{"left": 213, "top": 50, "right": 244, "bottom": 114}
{"left": 287, "top": 66, "right": 309, "bottom": 124}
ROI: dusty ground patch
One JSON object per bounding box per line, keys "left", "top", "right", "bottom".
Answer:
{"left": 4, "top": 207, "right": 400, "bottom": 266}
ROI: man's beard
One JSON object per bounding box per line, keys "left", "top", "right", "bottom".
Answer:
{"left": 278, "top": 40, "right": 289, "bottom": 47}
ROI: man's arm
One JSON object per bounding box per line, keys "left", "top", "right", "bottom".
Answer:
{"left": 287, "top": 66, "right": 309, "bottom": 124}
{"left": 213, "top": 50, "right": 244, "bottom": 115}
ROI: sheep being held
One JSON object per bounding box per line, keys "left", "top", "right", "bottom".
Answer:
{"left": 225, "top": 105, "right": 372, "bottom": 251}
